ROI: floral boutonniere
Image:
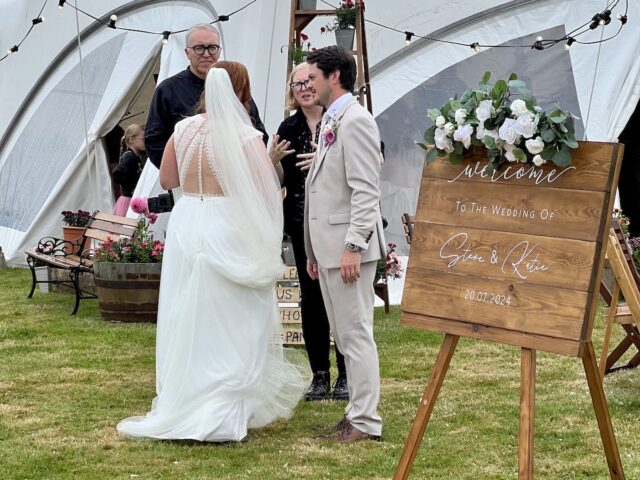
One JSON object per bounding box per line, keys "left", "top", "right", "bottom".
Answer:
{"left": 322, "top": 121, "right": 339, "bottom": 146}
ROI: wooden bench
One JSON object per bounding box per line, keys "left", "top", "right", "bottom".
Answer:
{"left": 25, "top": 211, "right": 139, "bottom": 315}
{"left": 599, "top": 220, "right": 640, "bottom": 376}
{"left": 401, "top": 213, "right": 414, "bottom": 245}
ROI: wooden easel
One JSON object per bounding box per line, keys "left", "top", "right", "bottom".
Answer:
{"left": 285, "top": 0, "right": 373, "bottom": 117}
{"left": 599, "top": 225, "right": 640, "bottom": 377}
{"left": 395, "top": 142, "right": 625, "bottom": 479}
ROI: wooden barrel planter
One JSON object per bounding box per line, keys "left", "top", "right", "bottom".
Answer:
{"left": 93, "top": 262, "right": 161, "bottom": 322}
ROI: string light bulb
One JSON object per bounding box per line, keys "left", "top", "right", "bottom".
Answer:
{"left": 470, "top": 42, "right": 481, "bottom": 53}
{"left": 617, "top": 13, "right": 628, "bottom": 25}
{"left": 404, "top": 31, "right": 414, "bottom": 45}
{"left": 32, "top": 16, "right": 44, "bottom": 25}
{"left": 108, "top": 14, "right": 117, "bottom": 29}
{"left": 58, "top": 0, "right": 65, "bottom": 8}
{"left": 162, "top": 31, "right": 171, "bottom": 45}
{"left": 6, "top": 45, "right": 18, "bottom": 55}
{"left": 564, "top": 37, "right": 575, "bottom": 51}
{"left": 600, "top": 9, "right": 611, "bottom": 25}
{"left": 532, "top": 36, "right": 544, "bottom": 50}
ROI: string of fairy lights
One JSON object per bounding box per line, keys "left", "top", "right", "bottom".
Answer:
{"left": 0, "top": 0, "right": 631, "bottom": 64}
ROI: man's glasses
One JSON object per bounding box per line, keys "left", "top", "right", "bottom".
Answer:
{"left": 188, "top": 44, "right": 221, "bottom": 56}
{"left": 290, "top": 79, "right": 310, "bottom": 92}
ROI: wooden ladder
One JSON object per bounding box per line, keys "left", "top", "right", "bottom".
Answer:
{"left": 285, "top": 0, "right": 373, "bottom": 118}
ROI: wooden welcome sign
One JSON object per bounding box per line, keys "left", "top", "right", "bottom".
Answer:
{"left": 395, "top": 141, "right": 625, "bottom": 479}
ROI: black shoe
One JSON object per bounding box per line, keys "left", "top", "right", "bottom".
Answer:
{"left": 332, "top": 375, "right": 349, "bottom": 401}
{"left": 304, "top": 371, "right": 330, "bottom": 401}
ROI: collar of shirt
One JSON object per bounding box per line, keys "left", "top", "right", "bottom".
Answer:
{"left": 325, "top": 92, "right": 353, "bottom": 124}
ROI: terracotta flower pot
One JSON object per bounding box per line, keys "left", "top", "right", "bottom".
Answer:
{"left": 62, "top": 226, "right": 86, "bottom": 255}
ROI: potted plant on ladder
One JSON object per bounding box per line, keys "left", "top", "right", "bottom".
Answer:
{"left": 320, "top": 0, "right": 364, "bottom": 51}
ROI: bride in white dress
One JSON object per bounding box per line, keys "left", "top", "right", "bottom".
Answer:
{"left": 117, "top": 67, "right": 307, "bottom": 442}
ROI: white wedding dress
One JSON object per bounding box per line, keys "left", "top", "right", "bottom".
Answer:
{"left": 117, "top": 112, "right": 307, "bottom": 442}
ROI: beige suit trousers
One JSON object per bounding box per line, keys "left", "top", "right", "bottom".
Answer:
{"left": 317, "top": 260, "right": 382, "bottom": 436}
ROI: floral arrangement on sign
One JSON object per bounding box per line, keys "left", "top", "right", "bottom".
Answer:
{"left": 92, "top": 198, "right": 163, "bottom": 263}
{"left": 417, "top": 72, "right": 579, "bottom": 172}
{"left": 320, "top": 0, "right": 363, "bottom": 32}
{"left": 375, "top": 242, "right": 404, "bottom": 284}
{"left": 61, "top": 209, "right": 91, "bottom": 228}
{"left": 290, "top": 32, "right": 316, "bottom": 65}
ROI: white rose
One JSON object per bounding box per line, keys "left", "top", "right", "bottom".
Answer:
{"left": 498, "top": 118, "right": 519, "bottom": 145}
{"left": 442, "top": 140, "right": 455, "bottom": 153}
{"left": 435, "top": 115, "right": 446, "bottom": 128}
{"left": 443, "top": 122, "right": 455, "bottom": 136}
{"left": 514, "top": 114, "right": 536, "bottom": 139}
{"left": 476, "top": 100, "right": 494, "bottom": 123}
{"left": 475, "top": 124, "right": 485, "bottom": 141}
{"left": 454, "top": 108, "right": 467, "bottom": 124}
{"left": 484, "top": 129, "right": 499, "bottom": 141}
{"left": 532, "top": 154, "right": 546, "bottom": 167}
{"left": 510, "top": 99, "right": 529, "bottom": 117}
{"left": 503, "top": 143, "right": 517, "bottom": 162}
{"left": 453, "top": 124, "right": 474, "bottom": 149}
{"left": 434, "top": 127, "right": 448, "bottom": 150}
{"left": 525, "top": 136, "right": 545, "bottom": 155}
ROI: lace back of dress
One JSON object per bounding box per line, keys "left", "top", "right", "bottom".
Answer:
{"left": 175, "top": 116, "right": 223, "bottom": 198}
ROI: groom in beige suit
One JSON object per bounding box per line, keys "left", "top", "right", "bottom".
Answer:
{"left": 304, "top": 46, "right": 385, "bottom": 442}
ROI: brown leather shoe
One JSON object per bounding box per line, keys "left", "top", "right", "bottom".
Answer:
{"left": 334, "top": 415, "right": 349, "bottom": 431}
{"left": 320, "top": 422, "right": 381, "bottom": 443}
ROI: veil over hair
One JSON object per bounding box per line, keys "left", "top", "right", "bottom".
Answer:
{"left": 204, "top": 68, "right": 284, "bottom": 286}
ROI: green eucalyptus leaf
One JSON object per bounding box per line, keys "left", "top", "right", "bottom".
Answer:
{"left": 551, "top": 147, "right": 571, "bottom": 167}
{"left": 562, "top": 136, "right": 579, "bottom": 149}
{"left": 425, "top": 147, "right": 439, "bottom": 164}
{"left": 424, "top": 126, "right": 436, "bottom": 144}
{"left": 416, "top": 142, "right": 429, "bottom": 151}
{"left": 540, "top": 145, "right": 556, "bottom": 161}
{"left": 482, "top": 135, "right": 496, "bottom": 149}
{"left": 540, "top": 128, "right": 556, "bottom": 143}
{"left": 508, "top": 73, "right": 518, "bottom": 81}
{"left": 449, "top": 152, "right": 464, "bottom": 164}
{"left": 454, "top": 141, "right": 464, "bottom": 155}
{"left": 482, "top": 71, "right": 491, "bottom": 84}
{"left": 427, "top": 108, "right": 441, "bottom": 120}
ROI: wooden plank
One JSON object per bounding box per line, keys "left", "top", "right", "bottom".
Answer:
{"left": 410, "top": 223, "right": 596, "bottom": 291}
{"left": 93, "top": 211, "right": 139, "bottom": 226}
{"left": 393, "top": 334, "right": 459, "bottom": 480}
{"left": 423, "top": 141, "right": 619, "bottom": 191}
{"left": 403, "top": 268, "right": 587, "bottom": 341}
{"left": 279, "top": 307, "right": 302, "bottom": 324}
{"left": 276, "top": 286, "right": 301, "bottom": 303}
{"left": 400, "top": 312, "right": 582, "bottom": 357}
{"left": 83, "top": 228, "right": 125, "bottom": 242}
{"left": 582, "top": 342, "right": 625, "bottom": 479}
{"left": 280, "top": 265, "right": 299, "bottom": 281}
{"left": 416, "top": 178, "right": 605, "bottom": 241}
{"left": 282, "top": 328, "right": 305, "bottom": 345}
{"left": 90, "top": 219, "right": 137, "bottom": 236}
{"left": 518, "top": 348, "right": 536, "bottom": 479}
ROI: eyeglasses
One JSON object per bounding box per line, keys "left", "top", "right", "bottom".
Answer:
{"left": 290, "top": 79, "right": 310, "bottom": 92}
{"left": 188, "top": 44, "right": 221, "bottom": 56}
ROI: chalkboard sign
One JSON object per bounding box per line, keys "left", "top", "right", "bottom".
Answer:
{"left": 401, "top": 141, "right": 624, "bottom": 357}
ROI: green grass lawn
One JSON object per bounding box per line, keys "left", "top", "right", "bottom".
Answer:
{"left": 1, "top": 267, "right": 638, "bottom": 479}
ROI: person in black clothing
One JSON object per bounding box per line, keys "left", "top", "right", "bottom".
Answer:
{"left": 618, "top": 104, "right": 640, "bottom": 237}
{"left": 144, "top": 24, "right": 267, "bottom": 169}
{"left": 270, "top": 63, "right": 348, "bottom": 401}
{"left": 113, "top": 123, "right": 145, "bottom": 216}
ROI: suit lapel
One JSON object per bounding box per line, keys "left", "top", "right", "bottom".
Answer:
{"left": 309, "top": 97, "right": 357, "bottom": 184}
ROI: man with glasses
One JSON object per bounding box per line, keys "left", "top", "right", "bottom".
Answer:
{"left": 145, "top": 24, "right": 267, "bottom": 169}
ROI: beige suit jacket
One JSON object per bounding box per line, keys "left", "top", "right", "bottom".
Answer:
{"left": 304, "top": 97, "right": 385, "bottom": 269}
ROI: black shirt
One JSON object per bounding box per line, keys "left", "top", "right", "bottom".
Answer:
{"left": 276, "top": 109, "right": 321, "bottom": 233}
{"left": 145, "top": 67, "right": 268, "bottom": 168}
{"left": 113, "top": 150, "right": 143, "bottom": 197}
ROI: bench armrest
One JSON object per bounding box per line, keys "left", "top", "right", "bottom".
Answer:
{"left": 35, "top": 236, "right": 76, "bottom": 256}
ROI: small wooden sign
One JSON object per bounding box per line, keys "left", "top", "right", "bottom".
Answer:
{"left": 280, "top": 265, "right": 299, "bottom": 281}
{"left": 401, "top": 141, "right": 623, "bottom": 357}
{"left": 282, "top": 328, "right": 305, "bottom": 345}
{"left": 276, "top": 286, "right": 301, "bottom": 303}
{"left": 279, "top": 306, "right": 302, "bottom": 324}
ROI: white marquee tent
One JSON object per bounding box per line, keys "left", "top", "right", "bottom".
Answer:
{"left": 1, "top": 0, "right": 639, "bottom": 267}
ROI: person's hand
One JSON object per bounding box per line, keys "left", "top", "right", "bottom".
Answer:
{"left": 306, "top": 259, "right": 318, "bottom": 280}
{"left": 340, "top": 250, "right": 361, "bottom": 283}
{"left": 295, "top": 142, "right": 318, "bottom": 171}
{"left": 269, "top": 134, "right": 294, "bottom": 165}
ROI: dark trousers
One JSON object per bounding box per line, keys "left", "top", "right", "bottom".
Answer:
{"left": 288, "top": 223, "right": 346, "bottom": 376}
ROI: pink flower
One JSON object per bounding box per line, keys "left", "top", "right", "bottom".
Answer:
{"left": 301, "top": 32, "right": 309, "bottom": 41}
{"left": 130, "top": 197, "right": 149, "bottom": 215}
{"left": 148, "top": 213, "right": 158, "bottom": 224}
{"left": 324, "top": 130, "right": 336, "bottom": 145}
{"left": 320, "top": 26, "right": 326, "bottom": 33}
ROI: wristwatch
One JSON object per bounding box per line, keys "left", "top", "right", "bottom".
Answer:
{"left": 345, "top": 242, "right": 364, "bottom": 253}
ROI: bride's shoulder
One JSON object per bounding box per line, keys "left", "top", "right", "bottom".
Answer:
{"left": 175, "top": 114, "right": 205, "bottom": 135}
